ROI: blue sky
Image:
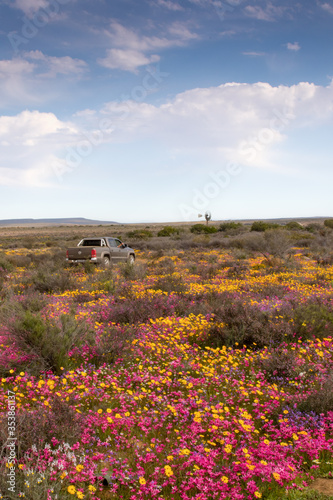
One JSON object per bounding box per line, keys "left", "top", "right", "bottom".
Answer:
{"left": 0, "top": 0, "right": 332, "bottom": 223}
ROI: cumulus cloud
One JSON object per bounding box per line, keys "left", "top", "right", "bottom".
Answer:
{"left": 286, "top": 42, "right": 301, "bottom": 51}
{"left": 2, "top": 80, "right": 333, "bottom": 187}
{"left": 99, "top": 20, "right": 199, "bottom": 72}
{"left": 97, "top": 80, "right": 333, "bottom": 169}
{"left": 0, "top": 110, "right": 77, "bottom": 186}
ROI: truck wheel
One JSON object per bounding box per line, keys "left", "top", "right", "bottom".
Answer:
{"left": 128, "top": 255, "right": 135, "bottom": 265}
{"left": 102, "top": 256, "right": 110, "bottom": 267}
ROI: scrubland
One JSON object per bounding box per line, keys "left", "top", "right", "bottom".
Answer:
{"left": 0, "top": 221, "right": 333, "bottom": 500}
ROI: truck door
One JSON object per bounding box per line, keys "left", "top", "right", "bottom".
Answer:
{"left": 107, "top": 238, "right": 122, "bottom": 261}
{"left": 114, "top": 239, "right": 127, "bottom": 261}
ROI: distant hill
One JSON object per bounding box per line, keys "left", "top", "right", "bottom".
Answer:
{"left": 0, "top": 218, "right": 119, "bottom": 227}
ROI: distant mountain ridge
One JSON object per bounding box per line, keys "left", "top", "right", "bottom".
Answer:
{"left": 0, "top": 218, "right": 118, "bottom": 227}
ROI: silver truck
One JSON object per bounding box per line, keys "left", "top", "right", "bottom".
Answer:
{"left": 66, "top": 237, "right": 135, "bottom": 266}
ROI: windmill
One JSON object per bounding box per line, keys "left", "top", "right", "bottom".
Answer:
{"left": 205, "top": 211, "right": 211, "bottom": 225}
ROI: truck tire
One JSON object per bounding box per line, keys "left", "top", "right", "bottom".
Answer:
{"left": 102, "top": 256, "right": 110, "bottom": 267}
{"left": 128, "top": 254, "right": 135, "bottom": 265}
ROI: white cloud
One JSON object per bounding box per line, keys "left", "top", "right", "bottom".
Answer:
{"left": 244, "top": 3, "right": 286, "bottom": 21}
{"left": 321, "top": 3, "right": 333, "bottom": 14}
{"left": 7, "top": 0, "right": 49, "bottom": 16}
{"left": 286, "top": 42, "right": 301, "bottom": 51}
{"left": 98, "top": 49, "right": 160, "bottom": 73}
{"left": 2, "top": 80, "right": 333, "bottom": 187}
{"left": 26, "top": 50, "right": 88, "bottom": 77}
{"left": 0, "top": 58, "right": 35, "bottom": 77}
{"left": 0, "top": 110, "right": 77, "bottom": 186}
{"left": 156, "top": 0, "right": 184, "bottom": 11}
{"left": 243, "top": 51, "right": 266, "bottom": 57}
{"left": 96, "top": 80, "right": 333, "bottom": 169}
{"left": 0, "top": 52, "right": 87, "bottom": 106}
{"left": 99, "top": 20, "right": 199, "bottom": 72}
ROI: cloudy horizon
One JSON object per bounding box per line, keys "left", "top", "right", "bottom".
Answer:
{"left": 0, "top": 0, "right": 332, "bottom": 223}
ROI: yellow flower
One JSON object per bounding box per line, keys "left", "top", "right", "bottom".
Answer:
{"left": 167, "top": 455, "right": 173, "bottom": 461}
{"left": 76, "top": 465, "right": 84, "bottom": 472}
{"left": 106, "top": 408, "right": 112, "bottom": 413}
{"left": 67, "top": 485, "right": 76, "bottom": 495}
{"left": 139, "top": 477, "right": 146, "bottom": 485}
{"left": 88, "top": 486, "right": 96, "bottom": 492}
{"left": 97, "top": 409, "right": 103, "bottom": 414}
{"left": 221, "top": 476, "right": 228, "bottom": 483}
{"left": 77, "top": 492, "right": 84, "bottom": 499}
{"left": 254, "top": 492, "right": 262, "bottom": 498}
{"left": 164, "top": 465, "right": 173, "bottom": 477}
{"left": 273, "top": 472, "right": 281, "bottom": 481}
{"left": 115, "top": 413, "right": 122, "bottom": 418}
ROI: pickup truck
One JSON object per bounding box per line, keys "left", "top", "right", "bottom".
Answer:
{"left": 66, "top": 237, "right": 135, "bottom": 266}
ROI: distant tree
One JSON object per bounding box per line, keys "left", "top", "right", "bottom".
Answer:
{"left": 324, "top": 219, "right": 333, "bottom": 229}
{"left": 157, "top": 226, "right": 179, "bottom": 237}
{"left": 190, "top": 224, "right": 217, "bottom": 234}
{"left": 219, "top": 222, "right": 243, "bottom": 232}
{"left": 126, "top": 229, "right": 153, "bottom": 239}
{"left": 251, "top": 221, "right": 280, "bottom": 232}
{"left": 284, "top": 221, "right": 303, "bottom": 231}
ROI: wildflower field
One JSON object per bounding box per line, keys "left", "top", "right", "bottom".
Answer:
{"left": 0, "top": 224, "right": 333, "bottom": 500}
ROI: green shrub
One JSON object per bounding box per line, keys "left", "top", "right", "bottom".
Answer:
{"left": 157, "top": 226, "right": 179, "bottom": 237}
{"left": 219, "top": 222, "right": 243, "bottom": 232}
{"left": 126, "top": 229, "right": 153, "bottom": 239}
{"left": 190, "top": 224, "right": 217, "bottom": 234}
{"left": 305, "top": 223, "right": 323, "bottom": 233}
{"left": 324, "top": 219, "right": 333, "bottom": 229}
{"left": 292, "top": 303, "right": 333, "bottom": 340}
{"left": 27, "top": 264, "right": 74, "bottom": 294}
{"left": 251, "top": 221, "right": 280, "bottom": 232}
{"left": 0, "top": 305, "right": 95, "bottom": 376}
{"left": 284, "top": 221, "right": 303, "bottom": 231}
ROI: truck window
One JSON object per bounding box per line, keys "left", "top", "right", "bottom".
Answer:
{"left": 81, "top": 239, "right": 102, "bottom": 247}
{"left": 107, "top": 238, "right": 117, "bottom": 247}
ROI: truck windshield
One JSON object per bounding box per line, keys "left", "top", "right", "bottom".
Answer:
{"left": 79, "top": 240, "right": 102, "bottom": 247}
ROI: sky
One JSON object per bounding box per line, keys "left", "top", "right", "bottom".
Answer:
{"left": 0, "top": 0, "right": 332, "bottom": 223}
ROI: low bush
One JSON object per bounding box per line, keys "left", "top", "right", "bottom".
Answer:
{"left": 324, "top": 219, "right": 333, "bottom": 229}
{"left": 251, "top": 221, "right": 281, "bottom": 232}
{"left": 291, "top": 302, "right": 333, "bottom": 340}
{"left": 296, "top": 375, "right": 333, "bottom": 415}
{"left": 0, "top": 395, "right": 83, "bottom": 460}
{"left": 126, "top": 229, "right": 153, "bottom": 239}
{"left": 219, "top": 222, "right": 243, "bottom": 232}
{"left": 0, "top": 305, "right": 95, "bottom": 376}
{"left": 194, "top": 294, "right": 293, "bottom": 349}
{"left": 157, "top": 226, "right": 179, "bottom": 237}
{"left": 152, "top": 273, "right": 186, "bottom": 294}
{"left": 284, "top": 221, "right": 304, "bottom": 231}
{"left": 26, "top": 264, "right": 74, "bottom": 294}
{"left": 259, "top": 348, "right": 298, "bottom": 382}
{"left": 190, "top": 224, "right": 218, "bottom": 234}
